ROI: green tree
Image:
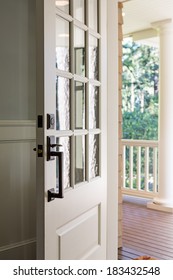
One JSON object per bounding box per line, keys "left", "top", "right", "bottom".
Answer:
{"left": 122, "top": 39, "right": 159, "bottom": 140}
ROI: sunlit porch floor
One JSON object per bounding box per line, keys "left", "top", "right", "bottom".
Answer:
{"left": 118, "top": 195, "right": 173, "bottom": 260}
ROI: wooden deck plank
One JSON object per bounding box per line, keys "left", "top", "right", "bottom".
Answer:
{"left": 119, "top": 195, "right": 173, "bottom": 260}
{"left": 123, "top": 231, "right": 173, "bottom": 246}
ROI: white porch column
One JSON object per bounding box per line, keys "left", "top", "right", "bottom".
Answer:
{"left": 148, "top": 19, "right": 173, "bottom": 212}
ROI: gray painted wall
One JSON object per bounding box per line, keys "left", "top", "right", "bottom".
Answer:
{"left": 0, "top": 0, "right": 36, "bottom": 120}
{"left": 0, "top": 0, "right": 36, "bottom": 259}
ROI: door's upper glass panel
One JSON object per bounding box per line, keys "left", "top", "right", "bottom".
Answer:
{"left": 56, "top": 76, "right": 70, "bottom": 130}
{"left": 56, "top": 137, "right": 71, "bottom": 189}
{"left": 75, "top": 82, "right": 85, "bottom": 129}
{"left": 74, "top": 26, "right": 85, "bottom": 77}
{"left": 89, "top": 134, "right": 99, "bottom": 179}
{"left": 56, "top": 16, "right": 70, "bottom": 71}
{"left": 75, "top": 136, "right": 85, "bottom": 184}
{"left": 73, "top": 0, "right": 85, "bottom": 23}
{"left": 89, "top": 35, "right": 99, "bottom": 80}
{"left": 89, "top": 85, "right": 99, "bottom": 129}
{"left": 89, "top": 0, "right": 98, "bottom": 32}
{"left": 55, "top": 0, "right": 70, "bottom": 14}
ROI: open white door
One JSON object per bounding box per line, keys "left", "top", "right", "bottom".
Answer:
{"left": 36, "top": 0, "right": 107, "bottom": 260}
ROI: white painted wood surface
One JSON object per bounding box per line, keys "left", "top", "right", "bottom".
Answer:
{"left": 36, "top": 0, "right": 107, "bottom": 260}
{"left": 122, "top": 139, "right": 158, "bottom": 198}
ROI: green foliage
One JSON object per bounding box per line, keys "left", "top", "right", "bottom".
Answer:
{"left": 122, "top": 39, "right": 159, "bottom": 140}
{"left": 123, "top": 109, "right": 158, "bottom": 140}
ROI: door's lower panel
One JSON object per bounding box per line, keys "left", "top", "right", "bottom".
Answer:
{"left": 56, "top": 205, "right": 101, "bottom": 260}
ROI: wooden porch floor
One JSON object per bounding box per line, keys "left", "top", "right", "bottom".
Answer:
{"left": 118, "top": 195, "right": 173, "bottom": 260}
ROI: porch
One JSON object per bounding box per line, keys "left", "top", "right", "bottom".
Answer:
{"left": 118, "top": 195, "right": 173, "bottom": 260}
{"left": 119, "top": 139, "right": 173, "bottom": 260}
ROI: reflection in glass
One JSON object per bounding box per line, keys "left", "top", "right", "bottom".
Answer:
{"left": 89, "top": 85, "right": 99, "bottom": 129}
{"left": 75, "top": 82, "right": 85, "bottom": 129}
{"left": 74, "top": 0, "right": 85, "bottom": 23}
{"left": 89, "top": 36, "right": 99, "bottom": 80}
{"left": 55, "top": 0, "right": 70, "bottom": 14}
{"left": 75, "top": 136, "right": 85, "bottom": 184}
{"left": 56, "top": 77, "right": 70, "bottom": 130}
{"left": 89, "top": 0, "right": 98, "bottom": 31}
{"left": 74, "top": 26, "right": 85, "bottom": 76}
{"left": 56, "top": 137, "right": 71, "bottom": 189}
{"left": 56, "top": 16, "right": 69, "bottom": 71}
{"left": 89, "top": 134, "right": 99, "bottom": 179}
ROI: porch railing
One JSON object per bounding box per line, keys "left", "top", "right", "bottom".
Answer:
{"left": 122, "top": 139, "right": 158, "bottom": 198}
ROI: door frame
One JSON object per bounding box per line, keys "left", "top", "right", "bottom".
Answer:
{"left": 107, "top": 0, "right": 119, "bottom": 259}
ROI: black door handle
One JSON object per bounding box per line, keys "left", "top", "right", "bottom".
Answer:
{"left": 47, "top": 136, "right": 64, "bottom": 201}
{"left": 47, "top": 136, "right": 62, "bottom": 161}
{"left": 48, "top": 151, "right": 64, "bottom": 201}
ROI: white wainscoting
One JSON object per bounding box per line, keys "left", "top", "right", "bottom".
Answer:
{"left": 0, "top": 120, "right": 36, "bottom": 259}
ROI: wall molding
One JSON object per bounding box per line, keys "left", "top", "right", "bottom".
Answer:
{"left": 0, "top": 238, "right": 36, "bottom": 253}
{"left": 0, "top": 139, "right": 35, "bottom": 144}
{"left": 0, "top": 120, "right": 36, "bottom": 127}
{"left": 0, "top": 120, "right": 36, "bottom": 142}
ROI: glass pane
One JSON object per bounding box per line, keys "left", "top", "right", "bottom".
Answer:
{"left": 75, "top": 82, "right": 85, "bottom": 129}
{"left": 56, "top": 76, "right": 70, "bottom": 130}
{"left": 89, "top": 85, "right": 99, "bottom": 129}
{"left": 89, "top": 0, "right": 98, "bottom": 32}
{"left": 56, "top": 16, "right": 69, "bottom": 71}
{"left": 74, "top": 0, "right": 85, "bottom": 23}
{"left": 75, "top": 136, "right": 85, "bottom": 184}
{"left": 89, "top": 36, "right": 99, "bottom": 80}
{"left": 55, "top": 0, "right": 70, "bottom": 14}
{"left": 74, "top": 26, "right": 85, "bottom": 76}
{"left": 89, "top": 134, "right": 99, "bottom": 179}
{"left": 56, "top": 137, "right": 71, "bottom": 190}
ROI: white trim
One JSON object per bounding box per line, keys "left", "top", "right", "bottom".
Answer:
{"left": 89, "top": 79, "right": 101, "bottom": 87}
{"left": 55, "top": 69, "right": 73, "bottom": 79}
{"left": 88, "top": 129, "right": 101, "bottom": 135}
{"left": 122, "top": 188, "right": 156, "bottom": 199}
{"left": 122, "top": 139, "right": 158, "bottom": 147}
{"left": 107, "top": 0, "right": 119, "bottom": 260}
{"left": 55, "top": 9, "right": 73, "bottom": 22}
{"left": 73, "top": 19, "right": 88, "bottom": 31}
{"left": 53, "top": 130, "right": 73, "bottom": 137}
{"left": 0, "top": 238, "right": 36, "bottom": 253}
{"left": 74, "top": 129, "right": 88, "bottom": 136}
{"left": 74, "top": 74, "right": 88, "bottom": 83}
{"left": 89, "top": 29, "right": 102, "bottom": 39}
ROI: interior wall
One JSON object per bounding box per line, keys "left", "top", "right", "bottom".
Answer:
{"left": 0, "top": 0, "right": 36, "bottom": 120}
{"left": 0, "top": 0, "right": 36, "bottom": 259}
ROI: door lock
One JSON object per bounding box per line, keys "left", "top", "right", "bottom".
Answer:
{"left": 33, "top": 145, "right": 43, "bottom": 157}
{"left": 47, "top": 114, "right": 55, "bottom": 129}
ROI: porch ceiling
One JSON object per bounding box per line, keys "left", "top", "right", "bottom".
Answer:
{"left": 121, "top": 0, "right": 173, "bottom": 36}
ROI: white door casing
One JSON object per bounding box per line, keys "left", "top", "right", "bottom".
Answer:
{"left": 36, "top": 0, "right": 108, "bottom": 260}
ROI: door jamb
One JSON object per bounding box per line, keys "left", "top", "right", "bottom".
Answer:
{"left": 107, "top": 0, "right": 119, "bottom": 260}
